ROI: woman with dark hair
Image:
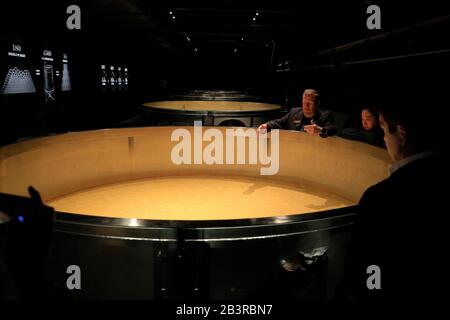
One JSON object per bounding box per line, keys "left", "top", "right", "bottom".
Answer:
{"left": 341, "top": 106, "right": 384, "bottom": 147}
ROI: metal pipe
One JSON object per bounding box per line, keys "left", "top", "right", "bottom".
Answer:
{"left": 294, "top": 48, "right": 450, "bottom": 71}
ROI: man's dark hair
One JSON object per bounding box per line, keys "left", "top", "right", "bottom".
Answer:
{"left": 377, "top": 89, "right": 446, "bottom": 153}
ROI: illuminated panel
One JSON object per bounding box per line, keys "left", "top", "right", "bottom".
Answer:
{"left": 1, "top": 43, "right": 36, "bottom": 95}
{"left": 61, "top": 53, "right": 71, "bottom": 91}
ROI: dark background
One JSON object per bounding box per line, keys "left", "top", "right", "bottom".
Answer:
{"left": 1, "top": 0, "right": 449, "bottom": 145}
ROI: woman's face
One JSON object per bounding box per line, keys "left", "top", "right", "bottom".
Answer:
{"left": 361, "top": 109, "right": 377, "bottom": 130}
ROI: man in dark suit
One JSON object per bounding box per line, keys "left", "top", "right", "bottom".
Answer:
{"left": 339, "top": 92, "right": 449, "bottom": 300}
{"left": 258, "top": 89, "right": 337, "bottom": 137}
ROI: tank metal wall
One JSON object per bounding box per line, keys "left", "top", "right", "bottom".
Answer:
{"left": 47, "top": 209, "right": 354, "bottom": 299}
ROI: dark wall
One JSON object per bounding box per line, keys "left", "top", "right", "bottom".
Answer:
{"left": 0, "top": 2, "right": 282, "bottom": 146}
{"left": 0, "top": 1, "right": 159, "bottom": 145}
{"left": 1, "top": 1, "right": 449, "bottom": 145}
{"left": 279, "top": 51, "right": 450, "bottom": 125}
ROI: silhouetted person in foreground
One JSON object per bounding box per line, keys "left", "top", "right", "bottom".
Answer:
{"left": 339, "top": 90, "right": 449, "bottom": 300}
{"left": 1, "top": 187, "right": 54, "bottom": 299}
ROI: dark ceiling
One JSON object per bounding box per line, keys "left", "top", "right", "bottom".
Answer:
{"left": 1, "top": 0, "right": 449, "bottom": 68}
{"left": 84, "top": 1, "right": 449, "bottom": 62}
